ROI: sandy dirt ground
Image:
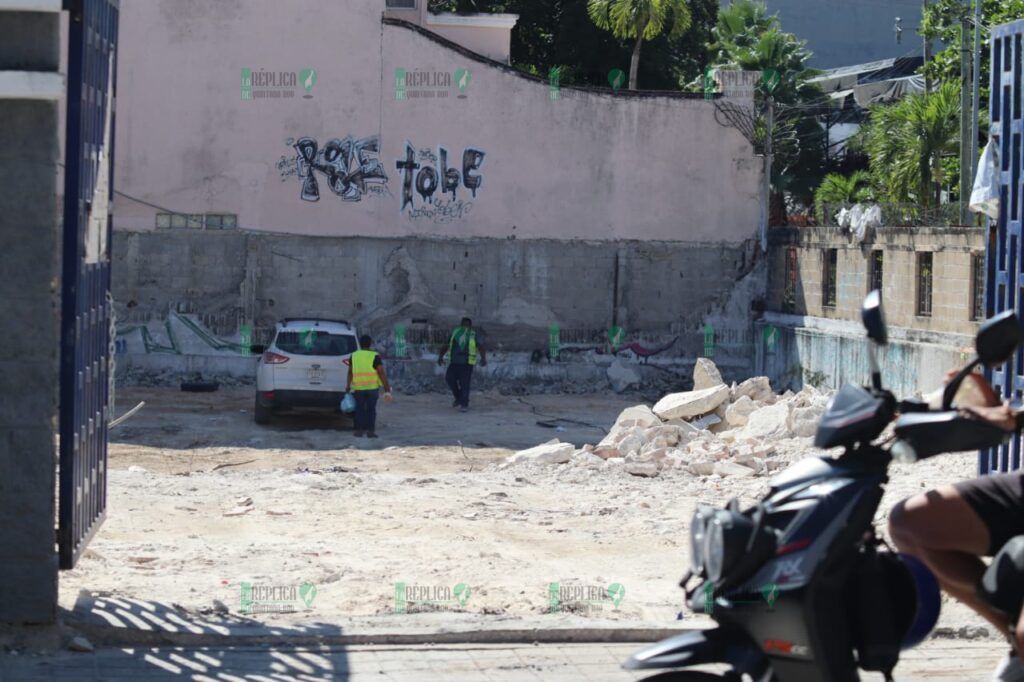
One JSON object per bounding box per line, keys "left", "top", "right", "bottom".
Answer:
{"left": 61, "top": 387, "right": 991, "bottom": 642}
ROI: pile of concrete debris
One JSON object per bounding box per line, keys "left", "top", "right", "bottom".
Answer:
{"left": 503, "top": 359, "right": 832, "bottom": 478}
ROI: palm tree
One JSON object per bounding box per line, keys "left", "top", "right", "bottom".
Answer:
{"left": 587, "top": 0, "right": 692, "bottom": 90}
{"left": 864, "top": 81, "right": 960, "bottom": 207}
{"left": 815, "top": 171, "right": 873, "bottom": 205}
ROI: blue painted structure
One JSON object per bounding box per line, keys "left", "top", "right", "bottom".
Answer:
{"left": 982, "top": 20, "right": 1024, "bottom": 474}
{"left": 58, "top": 0, "right": 119, "bottom": 569}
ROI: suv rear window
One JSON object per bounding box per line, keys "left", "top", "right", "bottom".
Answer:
{"left": 274, "top": 330, "right": 358, "bottom": 356}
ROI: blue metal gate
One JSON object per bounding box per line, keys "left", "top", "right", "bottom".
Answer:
{"left": 58, "top": 0, "right": 120, "bottom": 569}
{"left": 982, "top": 19, "right": 1024, "bottom": 474}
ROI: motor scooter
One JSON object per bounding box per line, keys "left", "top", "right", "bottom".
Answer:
{"left": 624, "top": 291, "right": 1024, "bottom": 681}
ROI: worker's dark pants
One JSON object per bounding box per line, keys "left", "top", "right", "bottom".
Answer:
{"left": 353, "top": 389, "right": 379, "bottom": 432}
{"left": 446, "top": 363, "right": 474, "bottom": 407}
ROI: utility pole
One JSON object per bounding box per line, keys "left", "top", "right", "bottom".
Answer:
{"left": 764, "top": 97, "right": 774, "bottom": 244}
{"left": 923, "top": 0, "right": 932, "bottom": 94}
{"left": 969, "top": 0, "right": 983, "bottom": 211}
{"left": 959, "top": 9, "right": 972, "bottom": 224}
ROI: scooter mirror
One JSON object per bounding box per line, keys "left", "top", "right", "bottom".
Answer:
{"left": 861, "top": 290, "right": 888, "bottom": 346}
{"left": 976, "top": 310, "right": 1023, "bottom": 368}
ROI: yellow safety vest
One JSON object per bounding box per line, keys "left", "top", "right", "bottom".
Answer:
{"left": 350, "top": 350, "right": 382, "bottom": 391}
{"left": 449, "top": 328, "right": 477, "bottom": 366}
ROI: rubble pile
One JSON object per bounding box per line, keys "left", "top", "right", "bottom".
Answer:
{"left": 504, "top": 360, "right": 832, "bottom": 478}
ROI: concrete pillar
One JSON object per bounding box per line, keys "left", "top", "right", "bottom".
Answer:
{"left": 0, "top": 9, "right": 62, "bottom": 624}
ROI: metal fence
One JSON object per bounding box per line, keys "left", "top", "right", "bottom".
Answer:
{"left": 58, "top": 0, "right": 120, "bottom": 569}
{"left": 813, "top": 202, "right": 971, "bottom": 228}
{"left": 982, "top": 19, "right": 1024, "bottom": 474}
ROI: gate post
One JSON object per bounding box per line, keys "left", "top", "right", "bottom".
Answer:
{"left": 983, "top": 19, "right": 1024, "bottom": 474}
{"left": 0, "top": 4, "right": 64, "bottom": 624}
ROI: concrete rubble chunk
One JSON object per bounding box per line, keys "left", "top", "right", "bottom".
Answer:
{"left": 739, "top": 401, "right": 792, "bottom": 441}
{"left": 789, "top": 405, "right": 823, "bottom": 439}
{"left": 616, "top": 434, "right": 644, "bottom": 458}
{"left": 653, "top": 384, "right": 730, "bottom": 421}
{"left": 732, "top": 454, "right": 766, "bottom": 474}
{"left": 714, "top": 460, "right": 756, "bottom": 477}
{"left": 691, "top": 413, "right": 723, "bottom": 431}
{"left": 607, "top": 359, "right": 641, "bottom": 393}
{"left": 592, "top": 445, "right": 622, "bottom": 460}
{"left": 688, "top": 459, "right": 716, "bottom": 476}
{"left": 572, "top": 451, "right": 605, "bottom": 468}
{"left": 732, "top": 376, "right": 774, "bottom": 403}
{"left": 725, "top": 395, "right": 758, "bottom": 427}
{"left": 614, "top": 404, "right": 661, "bottom": 430}
{"left": 507, "top": 440, "right": 575, "bottom": 465}
{"left": 644, "top": 425, "right": 681, "bottom": 446}
{"left": 693, "top": 358, "right": 724, "bottom": 391}
{"left": 624, "top": 458, "right": 660, "bottom": 477}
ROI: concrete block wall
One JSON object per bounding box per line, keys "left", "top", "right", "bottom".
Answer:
{"left": 112, "top": 230, "right": 762, "bottom": 361}
{"left": 767, "top": 226, "right": 984, "bottom": 336}
{"left": 0, "top": 9, "right": 63, "bottom": 623}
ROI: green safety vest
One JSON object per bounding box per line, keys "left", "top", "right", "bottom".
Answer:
{"left": 449, "top": 328, "right": 478, "bottom": 366}
{"left": 350, "top": 350, "right": 382, "bottom": 391}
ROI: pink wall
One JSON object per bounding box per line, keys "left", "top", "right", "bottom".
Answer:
{"left": 113, "top": 0, "right": 761, "bottom": 243}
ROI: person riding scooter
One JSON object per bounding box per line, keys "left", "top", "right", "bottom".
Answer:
{"left": 890, "top": 370, "right": 1024, "bottom": 681}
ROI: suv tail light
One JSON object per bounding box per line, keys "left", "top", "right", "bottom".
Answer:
{"left": 262, "top": 351, "right": 290, "bottom": 364}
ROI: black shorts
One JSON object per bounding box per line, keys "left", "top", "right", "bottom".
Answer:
{"left": 953, "top": 472, "right": 1024, "bottom": 555}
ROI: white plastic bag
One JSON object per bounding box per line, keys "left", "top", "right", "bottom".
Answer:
{"left": 340, "top": 392, "right": 356, "bottom": 413}
{"left": 970, "top": 140, "right": 1000, "bottom": 220}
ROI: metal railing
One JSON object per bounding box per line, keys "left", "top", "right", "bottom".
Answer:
{"left": 811, "top": 201, "right": 974, "bottom": 228}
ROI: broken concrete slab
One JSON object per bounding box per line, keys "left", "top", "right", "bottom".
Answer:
{"left": 507, "top": 441, "right": 575, "bottom": 465}
{"left": 732, "top": 376, "right": 774, "bottom": 403}
{"left": 789, "top": 406, "right": 823, "bottom": 439}
{"left": 713, "top": 461, "right": 756, "bottom": 477}
{"left": 613, "top": 404, "right": 661, "bottom": 430}
{"left": 739, "top": 402, "right": 792, "bottom": 441}
{"left": 725, "top": 395, "right": 758, "bottom": 427}
{"left": 653, "top": 384, "right": 730, "bottom": 421}
{"left": 693, "top": 358, "right": 723, "bottom": 391}
{"left": 687, "top": 459, "right": 716, "bottom": 476}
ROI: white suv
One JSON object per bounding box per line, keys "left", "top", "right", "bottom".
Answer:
{"left": 252, "top": 318, "right": 359, "bottom": 424}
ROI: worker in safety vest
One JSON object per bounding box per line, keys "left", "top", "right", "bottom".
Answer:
{"left": 438, "top": 317, "right": 487, "bottom": 412}
{"left": 346, "top": 334, "right": 392, "bottom": 438}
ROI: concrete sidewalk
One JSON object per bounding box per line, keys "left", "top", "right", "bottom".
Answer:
{"left": 0, "top": 640, "right": 1006, "bottom": 681}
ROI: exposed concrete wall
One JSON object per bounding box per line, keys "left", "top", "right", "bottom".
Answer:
{"left": 756, "top": 314, "right": 972, "bottom": 398}
{"left": 111, "top": 0, "right": 761, "bottom": 242}
{"left": 767, "top": 226, "right": 984, "bottom": 337}
{"left": 113, "top": 230, "right": 762, "bottom": 357}
{"left": 0, "top": 96, "right": 61, "bottom": 623}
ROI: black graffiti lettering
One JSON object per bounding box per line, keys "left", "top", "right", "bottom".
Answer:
{"left": 295, "top": 137, "right": 321, "bottom": 201}
{"left": 291, "top": 135, "right": 389, "bottom": 203}
{"left": 416, "top": 166, "right": 438, "bottom": 203}
{"left": 396, "top": 143, "right": 420, "bottom": 211}
{"left": 462, "top": 148, "right": 485, "bottom": 197}
{"left": 439, "top": 147, "right": 460, "bottom": 199}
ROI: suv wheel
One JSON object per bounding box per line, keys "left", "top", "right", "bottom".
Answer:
{"left": 254, "top": 394, "right": 272, "bottom": 424}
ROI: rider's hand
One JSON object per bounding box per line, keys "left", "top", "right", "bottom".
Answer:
{"left": 961, "top": 403, "right": 1018, "bottom": 432}
{"left": 384, "top": 391, "right": 394, "bottom": 403}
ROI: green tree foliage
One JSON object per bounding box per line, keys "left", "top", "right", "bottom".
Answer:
{"left": 814, "top": 171, "right": 873, "bottom": 205}
{"left": 921, "top": 0, "right": 1024, "bottom": 100}
{"left": 428, "top": 0, "right": 718, "bottom": 90}
{"left": 863, "top": 82, "right": 961, "bottom": 206}
{"left": 586, "top": 0, "right": 692, "bottom": 90}
{"left": 705, "top": 0, "right": 826, "bottom": 202}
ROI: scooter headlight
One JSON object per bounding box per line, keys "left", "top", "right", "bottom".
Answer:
{"left": 690, "top": 506, "right": 714, "bottom": 575}
{"left": 704, "top": 510, "right": 757, "bottom": 583}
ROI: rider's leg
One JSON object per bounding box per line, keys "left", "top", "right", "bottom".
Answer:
{"left": 889, "top": 485, "right": 1010, "bottom": 636}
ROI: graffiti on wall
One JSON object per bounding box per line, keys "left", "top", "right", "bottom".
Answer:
{"left": 277, "top": 135, "right": 390, "bottom": 202}
{"left": 395, "top": 142, "right": 485, "bottom": 223}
